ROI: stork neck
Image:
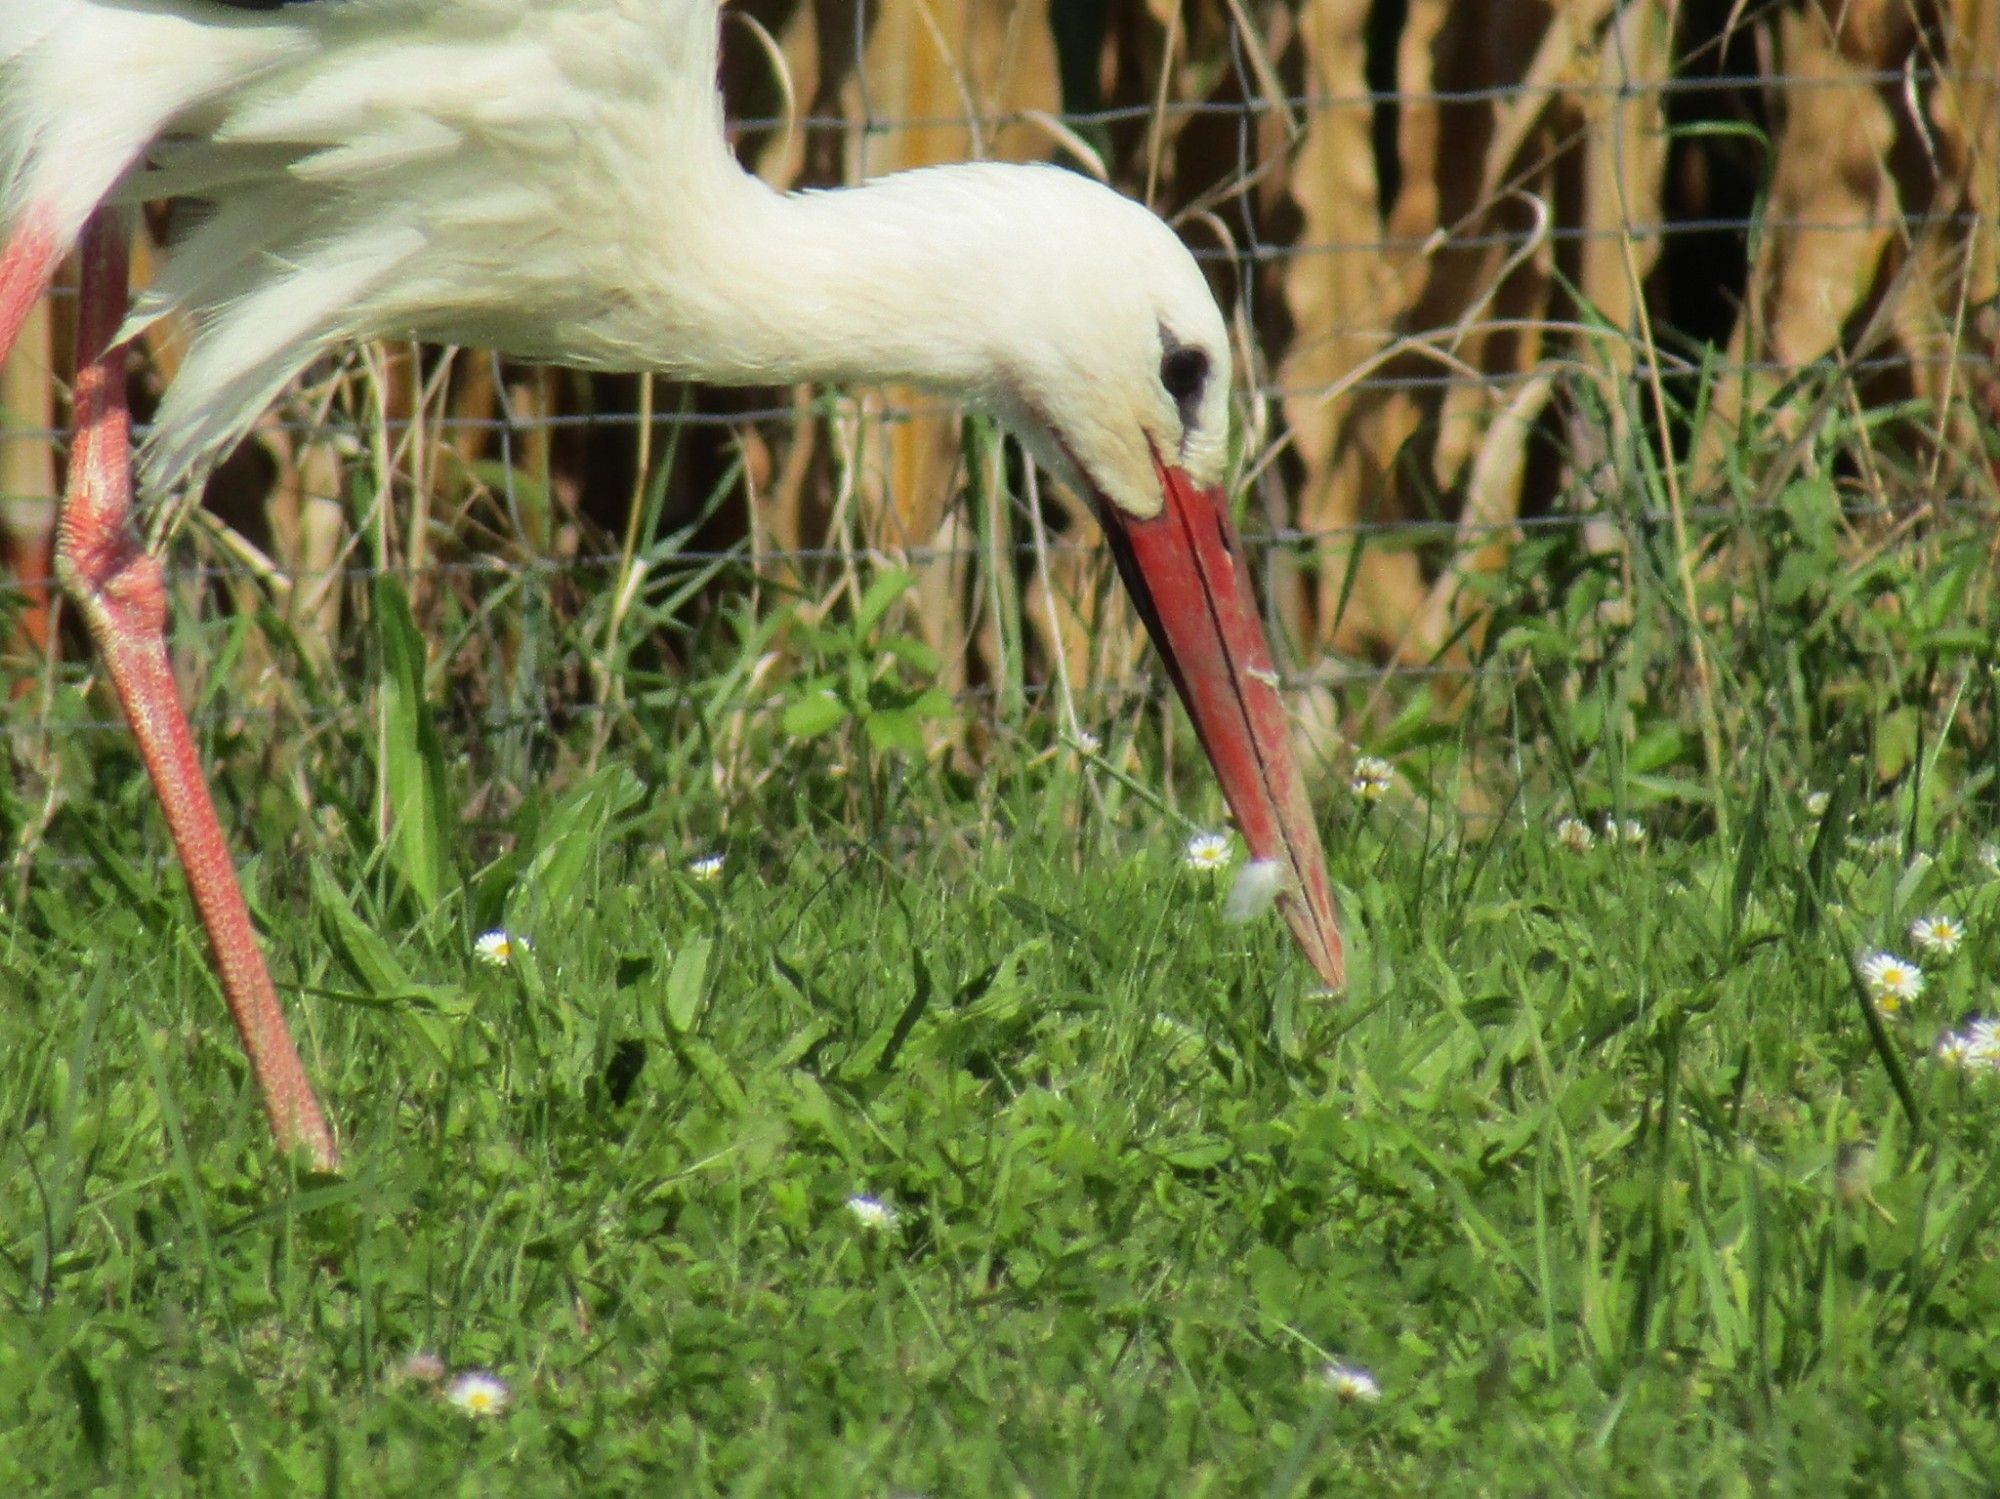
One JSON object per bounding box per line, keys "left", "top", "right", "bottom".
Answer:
{"left": 659, "top": 168, "right": 1007, "bottom": 399}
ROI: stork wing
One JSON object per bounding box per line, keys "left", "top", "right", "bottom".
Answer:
{"left": 0, "top": 0, "right": 732, "bottom": 491}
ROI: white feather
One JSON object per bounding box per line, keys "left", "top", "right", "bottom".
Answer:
{"left": 141, "top": 227, "right": 425, "bottom": 494}
{"left": 0, "top": 0, "right": 1231, "bottom": 518}
{"left": 0, "top": 0, "right": 303, "bottom": 241}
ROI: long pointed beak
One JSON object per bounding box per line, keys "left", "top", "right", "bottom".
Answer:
{"left": 1096, "top": 457, "right": 1345, "bottom": 991}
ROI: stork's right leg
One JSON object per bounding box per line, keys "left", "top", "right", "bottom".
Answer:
{"left": 56, "top": 211, "right": 340, "bottom": 1171}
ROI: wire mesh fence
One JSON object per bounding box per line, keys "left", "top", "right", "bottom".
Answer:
{"left": 1, "top": 0, "right": 1996, "bottom": 748}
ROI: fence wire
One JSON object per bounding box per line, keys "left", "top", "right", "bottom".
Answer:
{"left": 0, "top": 343, "right": 1989, "bottom": 452}
{"left": 2, "top": 47, "right": 1996, "bottom": 761}
{"left": 8, "top": 486, "right": 1990, "bottom": 749}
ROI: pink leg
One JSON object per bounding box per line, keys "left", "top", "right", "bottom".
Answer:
{"left": 1, "top": 214, "right": 67, "bottom": 661}
{"left": 0, "top": 209, "right": 61, "bottom": 370}
{"left": 55, "top": 212, "right": 339, "bottom": 1171}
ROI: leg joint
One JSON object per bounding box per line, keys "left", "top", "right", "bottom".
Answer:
{"left": 55, "top": 523, "right": 167, "bottom": 638}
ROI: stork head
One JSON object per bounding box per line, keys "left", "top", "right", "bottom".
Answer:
{"left": 962, "top": 168, "right": 1346, "bottom": 992}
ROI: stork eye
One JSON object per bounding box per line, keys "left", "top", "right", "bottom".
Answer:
{"left": 1159, "top": 346, "right": 1209, "bottom": 412}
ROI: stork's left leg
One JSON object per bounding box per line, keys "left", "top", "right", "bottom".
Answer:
{"left": 0, "top": 214, "right": 65, "bottom": 661}
{"left": 56, "top": 211, "right": 340, "bottom": 1170}
{"left": 3, "top": 293, "right": 58, "bottom": 663}
{"left": 0, "top": 209, "right": 61, "bottom": 369}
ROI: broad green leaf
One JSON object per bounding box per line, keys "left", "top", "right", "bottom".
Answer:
{"left": 1875, "top": 706, "right": 1920, "bottom": 783}
{"left": 783, "top": 689, "right": 849, "bottom": 738}
{"left": 312, "top": 863, "right": 413, "bottom": 997}
{"left": 880, "top": 634, "right": 940, "bottom": 673}
{"left": 862, "top": 707, "right": 925, "bottom": 754}
{"left": 1777, "top": 475, "right": 1837, "bottom": 555}
{"left": 1158, "top": 1136, "right": 1232, "bottom": 1170}
{"left": 671, "top": 1034, "right": 744, "bottom": 1112}
{"left": 665, "top": 935, "right": 712, "bottom": 1034}
{"left": 520, "top": 765, "right": 646, "bottom": 914}
{"left": 373, "top": 574, "right": 454, "bottom": 912}
{"left": 854, "top": 566, "right": 914, "bottom": 636}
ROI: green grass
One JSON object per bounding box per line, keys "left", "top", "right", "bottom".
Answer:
{"left": 7, "top": 680, "right": 2000, "bottom": 1493}
{"left": 5, "top": 385, "right": 2000, "bottom": 1491}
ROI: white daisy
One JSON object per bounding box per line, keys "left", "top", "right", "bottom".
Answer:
{"left": 845, "top": 1194, "right": 899, "bottom": 1231}
{"left": 473, "top": 930, "right": 528, "bottom": 968}
{"left": 1967, "top": 1017, "right": 2000, "bottom": 1062}
{"left": 1935, "top": 1022, "right": 2000, "bottom": 1072}
{"left": 1074, "top": 730, "right": 1102, "bottom": 756}
{"left": 1908, "top": 913, "right": 1964, "bottom": 959}
{"left": 1805, "top": 790, "right": 1831, "bottom": 818}
{"left": 445, "top": 1370, "right": 510, "bottom": 1418}
{"left": 1183, "top": 832, "right": 1234, "bottom": 872}
{"left": 1323, "top": 1361, "right": 1382, "bottom": 1402}
{"left": 688, "top": 852, "right": 725, "bottom": 882}
{"left": 1555, "top": 817, "right": 1594, "bottom": 854}
{"left": 1936, "top": 1030, "right": 1976, "bottom": 1068}
{"left": 1858, "top": 951, "right": 1923, "bottom": 1012}
{"left": 1350, "top": 756, "right": 1394, "bottom": 802}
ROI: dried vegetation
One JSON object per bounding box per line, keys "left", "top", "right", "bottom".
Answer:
{"left": 1, "top": 0, "right": 1996, "bottom": 745}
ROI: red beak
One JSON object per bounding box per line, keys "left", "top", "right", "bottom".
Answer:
{"left": 1096, "top": 457, "right": 1345, "bottom": 991}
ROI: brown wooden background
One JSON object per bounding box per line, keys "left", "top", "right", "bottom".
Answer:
{"left": 2, "top": 0, "right": 1994, "bottom": 736}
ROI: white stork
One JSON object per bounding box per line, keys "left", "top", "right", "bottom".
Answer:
{"left": 0, "top": 0, "right": 1344, "bottom": 1171}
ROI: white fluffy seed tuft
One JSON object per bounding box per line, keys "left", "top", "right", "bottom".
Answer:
{"left": 1223, "top": 859, "right": 1284, "bottom": 923}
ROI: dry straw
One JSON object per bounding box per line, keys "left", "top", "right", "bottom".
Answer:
{"left": 2, "top": 0, "right": 1995, "bottom": 751}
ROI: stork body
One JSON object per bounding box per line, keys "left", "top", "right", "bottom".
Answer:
{"left": 0, "top": 0, "right": 1344, "bottom": 1170}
